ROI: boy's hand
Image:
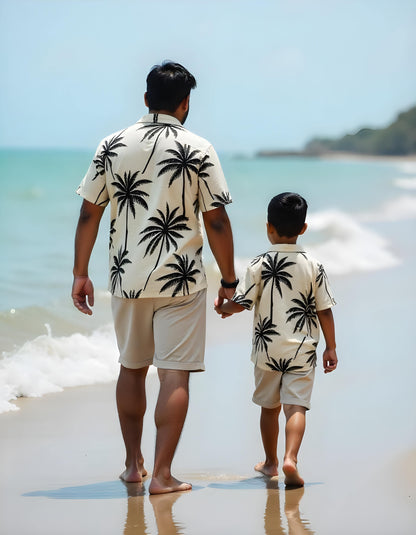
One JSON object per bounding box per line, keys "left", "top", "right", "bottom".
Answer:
{"left": 214, "top": 298, "right": 233, "bottom": 319}
{"left": 323, "top": 348, "right": 337, "bottom": 373}
{"left": 72, "top": 275, "right": 94, "bottom": 315}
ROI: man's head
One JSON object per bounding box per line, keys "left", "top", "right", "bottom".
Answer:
{"left": 267, "top": 192, "right": 308, "bottom": 238}
{"left": 145, "top": 61, "right": 196, "bottom": 122}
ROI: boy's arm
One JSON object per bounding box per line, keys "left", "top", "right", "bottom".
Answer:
{"left": 214, "top": 299, "right": 245, "bottom": 318}
{"left": 317, "top": 308, "right": 338, "bottom": 373}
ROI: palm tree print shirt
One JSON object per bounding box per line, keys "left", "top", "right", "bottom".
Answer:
{"left": 77, "top": 114, "right": 232, "bottom": 298}
{"left": 232, "top": 244, "right": 336, "bottom": 373}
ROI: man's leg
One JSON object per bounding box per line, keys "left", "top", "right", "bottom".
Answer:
{"left": 117, "top": 364, "right": 149, "bottom": 483}
{"left": 282, "top": 404, "right": 306, "bottom": 486}
{"left": 255, "top": 405, "right": 281, "bottom": 477}
{"left": 149, "top": 369, "right": 192, "bottom": 494}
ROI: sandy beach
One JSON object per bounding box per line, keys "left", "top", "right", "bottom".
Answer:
{"left": 1, "top": 277, "right": 415, "bottom": 535}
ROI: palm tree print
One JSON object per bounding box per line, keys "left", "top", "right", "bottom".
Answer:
{"left": 197, "top": 153, "right": 214, "bottom": 210}
{"left": 122, "top": 289, "right": 142, "bottom": 298}
{"left": 138, "top": 203, "right": 191, "bottom": 290}
{"left": 233, "top": 283, "right": 256, "bottom": 309}
{"left": 157, "top": 141, "right": 201, "bottom": 216}
{"left": 109, "top": 219, "right": 116, "bottom": 250}
{"left": 265, "top": 357, "right": 303, "bottom": 374}
{"left": 316, "top": 263, "right": 336, "bottom": 304}
{"left": 138, "top": 122, "right": 182, "bottom": 174}
{"left": 156, "top": 253, "right": 200, "bottom": 296}
{"left": 211, "top": 192, "right": 232, "bottom": 208}
{"left": 253, "top": 316, "right": 280, "bottom": 362}
{"left": 110, "top": 247, "right": 132, "bottom": 294}
{"left": 305, "top": 342, "right": 318, "bottom": 368}
{"left": 262, "top": 253, "right": 295, "bottom": 320}
{"left": 111, "top": 170, "right": 151, "bottom": 248}
{"left": 92, "top": 132, "right": 126, "bottom": 205}
{"left": 286, "top": 285, "right": 318, "bottom": 336}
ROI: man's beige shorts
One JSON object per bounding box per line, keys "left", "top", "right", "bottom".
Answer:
{"left": 111, "top": 289, "right": 206, "bottom": 372}
{"left": 252, "top": 366, "right": 315, "bottom": 410}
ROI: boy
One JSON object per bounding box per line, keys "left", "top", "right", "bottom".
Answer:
{"left": 215, "top": 192, "right": 337, "bottom": 486}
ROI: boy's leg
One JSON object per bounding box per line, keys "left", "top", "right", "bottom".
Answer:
{"left": 283, "top": 404, "right": 306, "bottom": 487}
{"left": 116, "top": 364, "right": 149, "bottom": 483}
{"left": 149, "top": 369, "right": 192, "bottom": 495}
{"left": 255, "top": 405, "right": 281, "bottom": 477}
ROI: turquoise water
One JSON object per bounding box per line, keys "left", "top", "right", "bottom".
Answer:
{"left": 1, "top": 149, "right": 416, "bottom": 412}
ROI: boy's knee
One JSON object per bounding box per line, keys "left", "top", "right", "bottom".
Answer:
{"left": 283, "top": 404, "right": 306, "bottom": 417}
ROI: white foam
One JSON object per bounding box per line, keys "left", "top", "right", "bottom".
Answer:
{"left": 1, "top": 324, "right": 124, "bottom": 413}
{"left": 359, "top": 195, "right": 416, "bottom": 222}
{"left": 306, "top": 210, "right": 400, "bottom": 275}
{"left": 394, "top": 177, "right": 416, "bottom": 190}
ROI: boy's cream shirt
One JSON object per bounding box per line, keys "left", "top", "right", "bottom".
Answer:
{"left": 232, "top": 244, "right": 335, "bottom": 373}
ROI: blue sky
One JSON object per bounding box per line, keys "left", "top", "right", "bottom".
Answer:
{"left": 1, "top": 0, "right": 415, "bottom": 153}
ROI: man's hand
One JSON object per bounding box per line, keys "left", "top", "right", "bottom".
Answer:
{"left": 72, "top": 276, "right": 94, "bottom": 315}
{"left": 215, "top": 286, "right": 235, "bottom": 309}
{"left": 323, "top": 348, "right": 338, "bottom": 373}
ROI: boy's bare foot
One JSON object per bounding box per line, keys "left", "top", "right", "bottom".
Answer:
{"left": 149, "top": 475, "right": 192, "bottom": 495}
{"left": 283, "top": 459, "right": 304, "bottom": 487}
{"left": 254, "top": 461, "right": 279, "bottom": 477}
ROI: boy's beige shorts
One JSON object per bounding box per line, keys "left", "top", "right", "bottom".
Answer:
{"left": 112, "top": 289, "right": 206, "bottom": 372}
{"left": 253, "top": 366, "right": 315, "bottom": 410}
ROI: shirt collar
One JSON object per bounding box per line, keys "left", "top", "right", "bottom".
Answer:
{"left": 267, "top": 243, "right": 306, "bottom": 253}
{"left": 137, "top": 113, "right": 182, "bottom": 126}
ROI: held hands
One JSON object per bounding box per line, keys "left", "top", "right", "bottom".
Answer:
{"left": 72, "top": 276, "right": 94, "bottom": 315}
{"left": 214, "top": 286, "right": 235, "bottom": 319}
{"left": 323, "top": 348, "right": 338, "bottom": 373}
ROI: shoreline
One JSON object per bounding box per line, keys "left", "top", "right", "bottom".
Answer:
{"left": 256, "top": 150, "right": 416, "bottom": 163}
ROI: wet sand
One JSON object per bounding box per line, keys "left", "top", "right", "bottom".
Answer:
{"left": 1, "top": 280, "right": 415, "bottom": 534}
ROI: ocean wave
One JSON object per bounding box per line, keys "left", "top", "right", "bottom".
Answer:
{"left": 306, "top": 210, "right": 400, "bottom": 275}
{"left": 359, "top": 194, "right": 416, "bottom": 222}
{"left": 394, "top": 177, "right": 416, "bottom": 190}
{"left": 0, "top": 323, "right": 121, "bottom": 413}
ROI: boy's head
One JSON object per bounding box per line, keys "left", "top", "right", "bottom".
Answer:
{"left": 267, "top": 192, "right": 308, "bottom": 238}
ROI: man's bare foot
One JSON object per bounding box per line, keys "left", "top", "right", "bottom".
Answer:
{"left": 254, "top": 461, "right": 279, "bottom": 477}
{"left": 283, "top": 459, "right": 304, "bottom": 487}
{"left": 149, "top": 475, "right": 192, "bottom": 495}
{"left": 119, "top": 463, "right": 148, "bottom": 483}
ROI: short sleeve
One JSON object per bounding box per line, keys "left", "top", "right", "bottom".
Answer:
{"left": 314, "top": 263, "right": 336, "bottom": 311}
{"left": 232, "top": 264, "right": 259, "bottom": 310}
{"left": 76, "top": 141, "right": 110, "bottom": 207}
{"left": 198, "top": 145, "right": 232, "bottom": 212}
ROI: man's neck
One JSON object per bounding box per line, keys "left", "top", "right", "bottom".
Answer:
{"left": 148, "top": 109, "right": 183, "bottom": 123}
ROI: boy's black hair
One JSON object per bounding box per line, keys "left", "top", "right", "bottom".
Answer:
{"left": 146, "top": 61, "right": 197, "bottom": 112}
{"left": 267, "top": 192, "right": 308, "bottom": 237}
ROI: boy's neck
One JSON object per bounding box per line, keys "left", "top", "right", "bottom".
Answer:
{"left": 269, "top": 235, "right": 299, "bottom": 245}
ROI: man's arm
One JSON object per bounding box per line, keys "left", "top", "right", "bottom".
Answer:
{"left": 202, "top": 206, "right": 236, "bottom": 302}
{"left": 72, "top": 199, "right": 105, "bottom": 315}
{"left": 317, "top": 308, "right": 338, "bottom": 373}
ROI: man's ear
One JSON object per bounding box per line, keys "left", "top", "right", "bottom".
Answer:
{"left": 144, "top": 92, "right": 149, "bottom": 108}
{"left": 181, "top": 94, "right": 190, "bottom": 112}
{"left": 299, "top": 223, "right": 308, "bottom": 235}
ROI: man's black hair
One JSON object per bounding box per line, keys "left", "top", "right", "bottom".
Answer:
{"left": 146, "top": 61, "right": 197, "bottom": 112}
{"left": 267, "top": 192, "right": 308, "bottom": 237}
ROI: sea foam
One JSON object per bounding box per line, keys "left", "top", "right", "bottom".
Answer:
{"left": 0, "top": 324, "right": 121, "bottom": 413}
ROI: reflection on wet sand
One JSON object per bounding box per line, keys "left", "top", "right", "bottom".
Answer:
{"left": 264, "top": 479, "right": 314, "bottom": 534}
{"left": 123, "top": 481, "right": 186, "bottom": 535}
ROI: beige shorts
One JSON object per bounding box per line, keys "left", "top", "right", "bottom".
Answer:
{"left": 252, "top": 366, "right": 315, "bottom": 410}
{"left": 111, "top": 289, "right": 206, "bottom": 372}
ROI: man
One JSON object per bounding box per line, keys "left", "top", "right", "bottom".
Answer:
{"left": 72, "top": 62, "right": 237, "bottom": 494}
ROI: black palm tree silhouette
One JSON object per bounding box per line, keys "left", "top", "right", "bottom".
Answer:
{"left": 138, "top": 204, "right": 191, "bottom": 290}
{"left": 262, "top": 253, "right": 295, "bottom": 320}
{"left": 197, "top": 153, "right": 214, "bottom": 210}
{"left": 286, "top": 285, "right": 317, "bottom": 336}
{"left": 109, "top": 219, "right": 116, "bottom": 250}
{"left": 110, "top": 247, "right": 132, "bottom": 294}
{"left": 157, "top": 141, "right": 201, "bottom": 215}
{"left": 233, "top": 283, "right": 256, "bottom": 309}
{"left": 316, "top": 263, "right": 335, "bottom": 304}
{"left": 156, "top": 253, "right": 200, "bottom": 296}
{"left": 111, "top": 170, "right": 151, "bottom": 248}
{"left": 122, "top": 289, "right": 142, "bottom": 298}
{"left": 92, "top": 132, "right": 126, "bottom": 204}
{"left": 211, "top": 192, "right": 232, "bottom": 208}
{"left": 265, "top": 357, "right": 303, "bottom": 374}
{"left": 305, "top": 342, "right": 318, "bottom": 367}
{"left": 254, "top": 316, "right": 280, "bottom": 362}
{"left": 138, "top": 123, "right": 182, "bottom": 174}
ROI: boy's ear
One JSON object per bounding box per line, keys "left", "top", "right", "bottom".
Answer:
{"left": 144, "top": 92, "right": 149, "bottom": 107}
{"left": 299, "top": 223, "right": 307, "bottom": 235}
